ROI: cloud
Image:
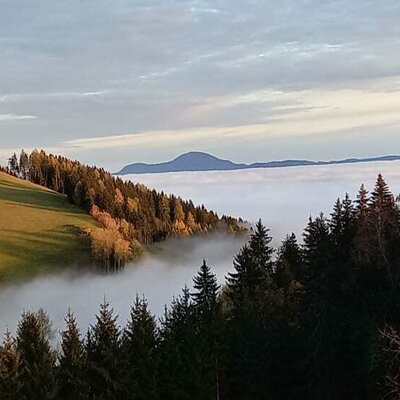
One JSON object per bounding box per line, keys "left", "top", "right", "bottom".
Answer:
{"left": 0, "top": 114, "right": 36, "bottom": 121}
{"left": 0, "top": 234, "right": 246, "bottom": 337}
{"left": 1, "top": 0, "right": 400, "bottom": 166}
{"left": 63, "top": 78, "right": 400, "bottom": 153}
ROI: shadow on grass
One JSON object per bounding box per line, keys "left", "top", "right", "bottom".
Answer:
{"left": 0, "top": 225, "right": 94, "bottom": 281}
{"left": 0, "top": 180, "right": 82, "bottom": 214}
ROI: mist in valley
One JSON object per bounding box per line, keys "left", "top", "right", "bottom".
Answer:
{"left": 1, "top": 160, "right": 400, "bottom": 337}
{"left": 0, "top": 234, "right": 246, "bottom": 338}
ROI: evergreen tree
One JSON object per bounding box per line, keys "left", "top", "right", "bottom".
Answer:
{"left": 355, "top": 184, "right": 369, "bottom": 216}
{"left": 16, "top": 310, "right": 56, "bottom": 400}
{"left": 274, "top": 233, "right": 303, "bottom": 288}
{"left": 86, "top": 299, "right": 122, "bottom": 400}
{"left": 122, "top": 295, "right": 158, "bottom": 400}
{"left": 7, "top": 153, "right": 19, "bottom": 175}
{"left": 158, "top": 287, "right": 201, "bottom": 400}
{"left": 192, "top": 259, "right": 220, "bottom": 314}
{"left": 0, "top": 329, "right": 22, "bottom": 400}
{"left": 57, "top": 311, "right": 87, "bottom": 400}
{"left": 191, "top": 261, "right": 222, "bottom": 400}
{"left": 248, "top": 219, "right": 274, "bottom": 276}
{"left": 19, "top": 150, "right": 29, "bottom": 180}
{"left": 370, "top": 174, "right": 395, "bottom": 212}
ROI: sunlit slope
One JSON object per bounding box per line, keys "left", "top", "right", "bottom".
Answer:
{"left": 0, "top": 172, "right": 98, "bottom": 279}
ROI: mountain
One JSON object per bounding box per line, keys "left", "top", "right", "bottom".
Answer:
{"left": 116, "top": 152, "right": 400, "bottom": 175}
{"left": 0, "top": 171, "right": 98, "bottom": 279}
{"left": 117, "top": 152, "right": 247, "bottom": 174}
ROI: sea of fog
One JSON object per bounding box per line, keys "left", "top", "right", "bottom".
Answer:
{"left": 1, "top": 160, "right": 400, "bottom": 337}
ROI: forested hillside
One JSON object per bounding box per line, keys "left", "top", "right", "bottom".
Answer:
{"left": 1, "top": 174, "right": 400, "bottom": 399}
{"left": 5, "top": 150, "right": 242, "bottom": 268}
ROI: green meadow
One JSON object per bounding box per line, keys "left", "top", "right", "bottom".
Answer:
{"left": 0, "top": 172, "right": 98, "bottom": 280}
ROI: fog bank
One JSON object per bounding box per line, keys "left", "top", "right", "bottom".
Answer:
{"left": 123, "top": 160, "right": 400, "bottom": 241}
{"left": 0, "top": 234, "right": 246, "bottom": 337}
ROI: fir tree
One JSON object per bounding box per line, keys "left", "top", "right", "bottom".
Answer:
{"left": 0, "top": 329, "right": 22, "bottom": 400}
{"left": 370, "top": 174, "right": 395, "bottom": 212}
{"left": 16, "top": 310, "right": 56, "bottom": 400}
{"left": 86, "top": 299, "right": 122, "bottom": 400}
{"left": 192, "top": 259, "right": 220, "bottom": 314}
{"left": 7, "top": 153, "right": 19, "bottom": 175}
{"left": 158, "top": 287, "right": 201, "bottom": 400}
{"left": 191, "top": 261, "right": 222, "bottom": 400}
{"left": 122, "top": 295, "right": 158, "bottom": 400}
{"left": 57, "top": 311, "right": 87, "bottom": 400}
{"left": 248, "top": 219, "right": 274, "bottom": 275}
{"left": 274, "top": 233, "right": 303, "bottom": 288}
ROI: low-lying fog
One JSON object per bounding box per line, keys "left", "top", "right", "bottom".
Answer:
{"left": 1, "top": 161, "right": 400, "bottom": 337}
{"left": 124, "top": 161, "right": 400, "bottom": 241}
{"left": 0, "top": 234, "right": 246, "bottom": 337}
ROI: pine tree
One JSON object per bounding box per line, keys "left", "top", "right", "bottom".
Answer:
{"left": 370, "top": 174, "right": 395, "bottom": 212}
{"left": 158, "top": 287, "right": 201, "bottom": 399}
{"left": 192, "top": 259, "right": 220, "bottom": 314}
{"left": 274, "top": 233, "right": 303, "bottom": 288}
{"left": 7, "top": 153, "right": 19, "bottom": 175}
{"left": 19, "top": 150, "right": 29, "bottom": 180}
{"left": 16, "top": 310, "right": 56, "bottom": 400}
{"left": 86, "top": 299, "right": 122, "bottom": 400}
{"left": 330, "top": 195, "right": 355, "bottom": 260}
{"left": 122, "top": 295, "right": 158, "bottom": 400}
{"left": 191, "top": 261, "right": 222, "bottom": 400}
{"left": 369, "top": 175, "right": 400, "bottom": 287}
{"left": 0, "top": 329, "right": 22, "bottom": 400}
{"left": 248, "top": 219, "right": 274, "bottom": 275}
{"left": 57, "top": 311, "right": 87, "bottom": 400}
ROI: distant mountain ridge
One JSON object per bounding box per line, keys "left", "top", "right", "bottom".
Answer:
{"left": 116, "top": 152, "right": 400, "bottom": 175}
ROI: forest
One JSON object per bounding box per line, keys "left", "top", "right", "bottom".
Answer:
{"left": 5, "top": 151, "right": 242, "bottom": 268}
{"left": 1, "top": 174, "right": 400, "bottom": 399}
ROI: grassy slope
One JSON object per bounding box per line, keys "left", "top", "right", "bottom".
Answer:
{"left": 0, "top": 172, "right": 98, "bottom": 280}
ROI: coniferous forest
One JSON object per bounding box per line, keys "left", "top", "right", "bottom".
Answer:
{"left": 1, "top": 174, "right": 400, "bottom": 399}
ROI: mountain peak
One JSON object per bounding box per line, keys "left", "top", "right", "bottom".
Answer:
{"left": 116, "top": 153, "right": 400, "bottom": 175}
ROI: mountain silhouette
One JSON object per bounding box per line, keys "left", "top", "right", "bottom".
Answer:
{"left": 116, "top": 152, "right": 400, "bottom": 175}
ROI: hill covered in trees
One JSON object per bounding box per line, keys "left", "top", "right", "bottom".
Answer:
{"left": 5, "top": 150, "right": 242, "bottom": 269}
{"left": 1, "top": 174, "right": 400, "bottom": 399}
{"left": 0, "top": 171, "right": 98, "bottom": 279}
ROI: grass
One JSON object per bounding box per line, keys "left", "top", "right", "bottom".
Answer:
{"left": 0, "top": 172, "right": 99, "bottom": 281}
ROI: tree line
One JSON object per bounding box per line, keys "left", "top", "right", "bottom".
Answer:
{"left": 6, "top": 150, "right": 242, "bottom": 268}
{"left": 1, "top": 174, "right": 400, "bottom": 398}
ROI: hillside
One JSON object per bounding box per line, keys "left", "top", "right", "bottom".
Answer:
{"left": 116, "top": 152, "right": 400, "bottom": 175}
{"left": 0, "top": 171, "right": 98, "bottom": 280}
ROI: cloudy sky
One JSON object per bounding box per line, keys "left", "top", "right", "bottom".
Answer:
{"left": 1, "top": 0, "right": 400, "bottom": 170}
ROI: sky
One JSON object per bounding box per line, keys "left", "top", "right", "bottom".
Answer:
{"left": 1, "top": 0, "right": 400, "bottom": 171}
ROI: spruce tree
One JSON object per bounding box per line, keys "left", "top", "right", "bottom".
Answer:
{"left": 57, "top": 311, "right": 87, "bottom": 400}
{"left": 192, "top": 259, "right": 220, "bottom": 314}
{"left": 274, "top": 233, "right": 303, "bottom": 288}
{"left": 0, "top": 329, "right": 22, "bottom": 400}
{"left": 370, "top": 174, "right": 395, "bottom": 212}
{"left": 86, "top": 299, "right": 122, "bottom": 400}
{"left": 122, "top": 295, "right": 158, "bottom": 400}
{"left": 158, "top": 287, "right": 201, "bottom": 400}
{"left": 191, "top": 261, "right": 222, "bottom": 400}
{"left": 16, "top": 310, "right": 56, "bottom": 400}
{"left": 248, "top": 219, "right": 274, "bottom": 275}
